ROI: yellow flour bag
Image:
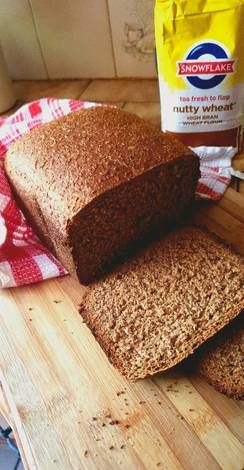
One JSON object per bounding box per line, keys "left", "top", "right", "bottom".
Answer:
{"left": 155, "top": 0, "right": 244, "bottom": 159}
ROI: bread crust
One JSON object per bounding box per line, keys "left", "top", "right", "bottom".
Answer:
{"left": 5, "top": 107, "right": 199, "bottom": 283}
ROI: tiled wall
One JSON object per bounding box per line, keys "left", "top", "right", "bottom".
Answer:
{"left": 0, "top": 0, "right": 156, "bottom": 79}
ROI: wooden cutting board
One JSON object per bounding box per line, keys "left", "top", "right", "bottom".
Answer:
{"left": 0, "top": 187, "right": 243, "bottom": 470}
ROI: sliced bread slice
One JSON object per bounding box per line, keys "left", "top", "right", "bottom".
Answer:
{"left": 80, "top": 227, "right": 244, "bottom": 380}
{"left": 197, "top": 314, "right": 244, "bottom": 399}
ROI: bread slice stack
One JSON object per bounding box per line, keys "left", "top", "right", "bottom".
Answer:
{"left": 81, "top": 227, "right": 244, "bottom": 381}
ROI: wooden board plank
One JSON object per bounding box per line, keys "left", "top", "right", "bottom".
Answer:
{"left": 0, "top": 188, "right": 243, "bottom": 469}
{"left": 1, "top": 276, "right": 244, "bottom": 470}
{"left": 0, "top": 383, "right": 30, "bottom": 469}
{"left": 154, "top": 373, "right": 244, "bottom": 469}
{"left": 192, "top": 202, "right": 244, "bottom": 255}
{"left": 0, "top": 282, "right": 182, "bottom": 470}
{"left": 13, "top": 80, "right": 91, "bottom": 102}
{"left": 218, "top": 188, "right": 244, "bottom": 224}
{"left": 0, "top": 280, "right": 243, "bottom": 470}
{"left": 0, "top": 383, "right": 9, "bottom": 423}
{"left": 81, "top": 79, "right": 159, "bottom": 102}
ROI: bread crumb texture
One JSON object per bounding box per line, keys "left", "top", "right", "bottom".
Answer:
{"left": 82, "top": 227, "right": 244, "bottom": 380}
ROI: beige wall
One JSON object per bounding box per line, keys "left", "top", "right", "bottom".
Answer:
{"left": 0, "top": 0, "right": 156, "bottom": 79}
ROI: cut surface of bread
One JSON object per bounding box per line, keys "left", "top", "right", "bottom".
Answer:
{"left": 81, "top": 227, "right": 244, "bottom": 380}
{"left": 197, "top": 314, "right": 244, "bottom": 399}
{"left": 5, "top": 106, "right": 199, "bottom": 283}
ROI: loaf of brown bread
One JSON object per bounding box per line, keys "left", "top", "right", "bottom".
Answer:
{"left": 5, "top": 107, "right": 199, "bottom": 283}
{"left": 197, "top": 314, "right": 244, "bottom": 399}
{"left": 81, "top": 227, "right": 244, "bottom": 380}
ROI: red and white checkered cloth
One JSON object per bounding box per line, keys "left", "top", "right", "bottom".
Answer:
{"left": 0, "top": 98, "right": 233, "bottom": 287}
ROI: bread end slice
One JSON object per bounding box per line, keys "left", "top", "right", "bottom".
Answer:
{"left": 197, "top": 313, "right": 244, "bottom": 400}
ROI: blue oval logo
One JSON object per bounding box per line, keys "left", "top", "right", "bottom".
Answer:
{"left": 185, "top": 42, "right": 228, "bottom": 89}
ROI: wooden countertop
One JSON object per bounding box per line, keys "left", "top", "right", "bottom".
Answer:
{"left": 0, "top": 80, "right": 244, "bottom": 469}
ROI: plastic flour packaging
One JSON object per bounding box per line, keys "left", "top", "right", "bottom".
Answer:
{"left": 155, "top": 0, "right": 244, "bottom": 161}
